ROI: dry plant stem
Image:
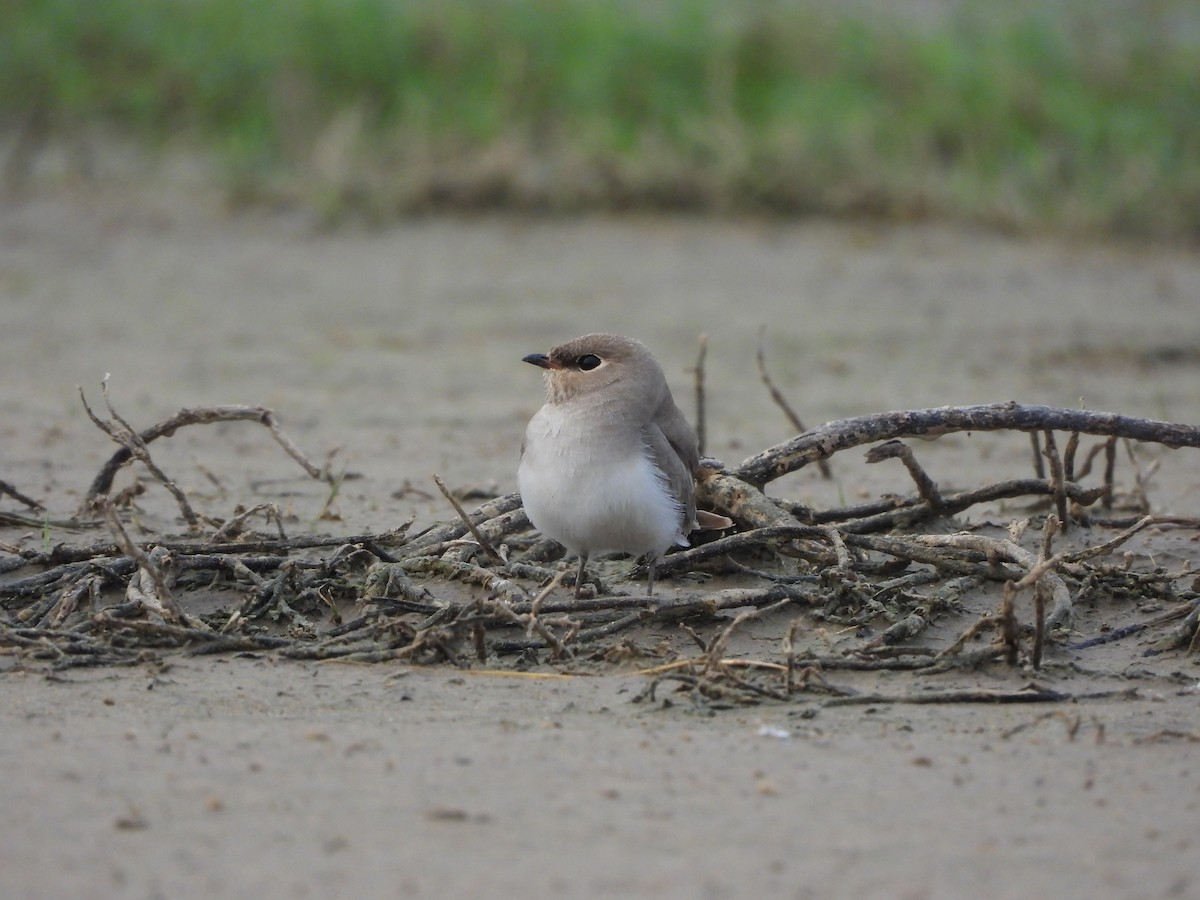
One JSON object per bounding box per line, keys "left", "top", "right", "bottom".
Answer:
{"left": 1013, "top": 514, "right": 1156, "bottom": 589}
{"left": 529, "top": 570, "right": 565, "bottom": 618}
{"left": 783, "top": 618, "right": 804, "bottom": 693}
{"left": 487, "top": 610, "right": 650, "bottom": 654}
{"left": 400, "top": 493, "right": 525, "bottom": 557}
{"left": 1029, "top": 432, "right": 1046, "bottom": 479}
{"left": 874, "top": 612, "right": 930, "bottom": 648}
{"left": 0, "top": 479, "right": 42, "bottom": 510}
{"left": 0, "top": 511, "right": 99, "bottom": 532}
{"left": 756, "top": 329, "right": 831, "bottom": 479}
{"left": 999, "top": 582, "right": 1019, "bottom": 665}
{"left": 708, "top": 666, "right": 791, "bottom": 703}
{"left": 822, "top": 686, "right": 1140, "bottom": 707}
{"left": 1042, "top": 429, "right": 1070, "bottom": 529}
{"left": 4, "top": 529, "right": 408, "bottom": 573}
{"left": 656, "top": 522, "right": 1022, "bottom": 581}
{"left": 705, "top": 597, "right": 796, "bottom": 667}
{"left": 211, "top": 504, "right": 287, "bottom": 543}
{"left": 399, "top": 556, "right": 530, "bottom": 603}
{"left": 487, "top": 598, "right": 574, "bottom": 660}
{"left": 1103, "top": 437, "right": 1118, "bottom": 508}
{"left": 735, "top": 403, "right": 1200, "bottom": 486}
{"left": 863, "top": 441, "right": 943, "bottom": 509}
{"left": 101, "top": 501, "right": 204, "bottom": 629}
{"left": 0, "top": 624, "right": 131, "bottom": 661}
{"left": 1121, "top": 439, "right": 1158, "bottom": 512}
{"left": 0, "top": 559, "right": 137, "bottom": 603}
{"left": 865, "top": 575, "right": 982, "bottom": 650}
{"left": 1065, "top": 599, "right": 1196, "bottom": 651}
{"left": 90, "top": 619, "right": 289, "bottom": 653}
{"left": 82, "top": 393, "right": 332, "bottom": 503}
{"left": 1063, "top": 431, "right": 1080, "bottom": 483}
{"left": 46, "top": 573, "right": 102, "bottom": 628}
{"left": 12, "top": 588, "right": 65, "bottom": 627}
{"left": 1073, "top": 440, "right": 1105, "bottom": 481}
{"left": 1030, "top": 514, "right": 1060, "bottom": 669}
{"left": 653, "top": 524, "right": 824, "bottom": 576}
{"left": 822, "top": 526, "right": 853, "bottom": 573}
{"left": 126, "top": 548, "right": 182, "bottom": 623}
{"left": 486, "top": 570, "right": 574, "bottom": 658}
{"left": 81, "top": 380, "right": 202, "bottom": 526}
{"left": 817, "top": 478, "right": 1106, "bottom": 533}
{"left": 911, "top": 532, "right": 1074, "bottom": 628}
{"left": 843, "top": 531, "right": 1012, "bottom": 575}
{"left": 492, "top": 585, "right": 814, "bottom": 654}
{"left": 1033, "top": 581, "right": 1047, "bottom": 668}
{"left": 1001, "top": 710, "right": 1103, "bottom": 742}
{"left": 433, "top": 508, "right": 532, "bottom": 560}
{"left": 636, "top": 657, "right": 790, "bottom": 677}
{"left": 431, "top": 474, "right": 505, "bottom": 565}
{"left": 698, "top": 472, "right": 806, "bottom": 530}
{"left": 1132, "top": 729, "right": 1200, "bottom": 745}
{"left": 656, "top": 584, "right": 811, "bottom": 618}
{"left": 701, "top": 405, "right": 1190, "bottom": 538}
{"left": 8, "top": 384, "right": 1200, "bottom": 675}
{"left": 219, "top": 561, "right": 275, "bottom": 633}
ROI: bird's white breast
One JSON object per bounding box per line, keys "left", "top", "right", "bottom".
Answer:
{"left": 518, "top": 403, "right": 686, "bottom": 558}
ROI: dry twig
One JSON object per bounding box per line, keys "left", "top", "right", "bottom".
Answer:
{"left": 0, "top": 479, "right": 43, "bottom": 511}
{"left": 756, "top": 328, "right": 832, "bottom": 479}
{"left": 3, "top": 392, "right": 1199, "bottom": 691}
{"left": 80, "top": 381, "right": 333, "bottom": 514}
{"left": 735, "top": 403, "right": 1200, "bottom": 486}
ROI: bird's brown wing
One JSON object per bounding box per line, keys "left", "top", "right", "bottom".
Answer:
{"left": 648, "top": 398, "right": 700, "bottom": 536}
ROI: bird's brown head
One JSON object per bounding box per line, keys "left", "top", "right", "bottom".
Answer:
{"left": 523, "top": 333, "right": 665, "bottom": 407}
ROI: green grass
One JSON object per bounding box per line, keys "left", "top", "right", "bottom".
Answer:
{"left": 2, "top": 0, "right": 1198, "bottom": 237}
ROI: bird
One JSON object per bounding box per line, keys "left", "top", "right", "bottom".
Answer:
{"left": 517, "top": 333, "right": 720, "bottom": 598}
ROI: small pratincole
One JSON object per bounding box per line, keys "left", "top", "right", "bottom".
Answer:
{"left": 518, "top": 332, "right": 726, "bottom": 598}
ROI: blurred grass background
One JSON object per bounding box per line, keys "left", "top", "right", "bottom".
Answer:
{"left": 2, "top": 0, "right": 1197, "bottom": 237}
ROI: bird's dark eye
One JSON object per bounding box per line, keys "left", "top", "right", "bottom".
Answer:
{"left": 577, "top": 354, "right": 602, "bottom": 371}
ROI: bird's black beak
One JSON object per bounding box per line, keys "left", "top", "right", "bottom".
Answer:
{"left": 522, "top": 353, "right": 555, "bottom": 369}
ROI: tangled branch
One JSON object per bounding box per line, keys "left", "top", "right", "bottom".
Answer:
{"left": 2, "top": 378, "right": 1199, "bottom": 707}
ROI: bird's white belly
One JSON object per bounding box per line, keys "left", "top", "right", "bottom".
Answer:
{"left": 519, "top": 408, "right": 685, "bottom": 558}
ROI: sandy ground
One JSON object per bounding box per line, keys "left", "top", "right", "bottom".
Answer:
{"left": 3, "top": 185, "right": 1200, "bottom": 898}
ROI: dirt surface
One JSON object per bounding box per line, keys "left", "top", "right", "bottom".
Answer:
{"left": 3, "top": 186, "right": 1200, "bottom": 898}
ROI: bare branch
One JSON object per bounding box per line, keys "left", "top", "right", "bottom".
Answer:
{"left": 81, "top": 387, "right": 332, "bottom": 504}
{"left": 756, "top": 328, "right": 832, "bottom": 479}
{"left": 0, "top": 479, "right": 43, "bottom": 511}
{"left": 735, "top": 403, "right": 1200, "bottom": 486}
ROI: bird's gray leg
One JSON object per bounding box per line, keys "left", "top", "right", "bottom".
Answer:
{"left": 574, "top": 553, "right": 589, "bottom": 599}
